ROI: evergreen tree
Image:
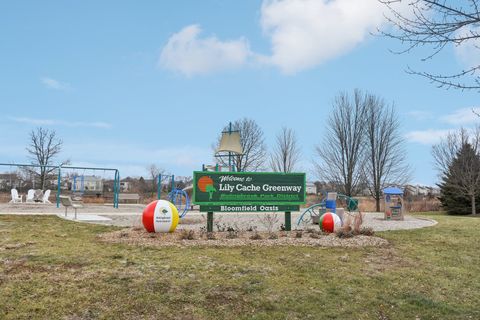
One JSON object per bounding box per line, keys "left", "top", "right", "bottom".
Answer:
{"left": 438, "top": 143, "right": 480, "bottom": 215}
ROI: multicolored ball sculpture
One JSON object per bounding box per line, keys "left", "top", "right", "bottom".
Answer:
{"left": 142, "top": 200, "right": 179, "bottom": 233}
{"left": 319, "top": 212, "right": 342, "bottom": 233}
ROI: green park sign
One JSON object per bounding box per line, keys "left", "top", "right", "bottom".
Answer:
{"left": 193, "top": 171, "right": 306, "bottom": 206}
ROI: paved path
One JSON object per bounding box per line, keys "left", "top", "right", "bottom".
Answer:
{"left": 0, "top": 203, "right": 437, "bottom": 232}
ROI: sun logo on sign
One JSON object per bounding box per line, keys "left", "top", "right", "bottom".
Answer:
{"left": 197, "top": 176, "right": 217, "bottom": 201}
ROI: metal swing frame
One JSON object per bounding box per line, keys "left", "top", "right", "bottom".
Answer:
{"left": 0, "top": 163, "right": 120, "bottom": 208}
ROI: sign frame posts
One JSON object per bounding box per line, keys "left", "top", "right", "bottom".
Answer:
{"left": 285, "top": 211, "right": 291, "bottom": 231}
{"left": 207, "top": 211, "right": 214, "bottom": 232}
{"left": 193, "top": 171, "right": 306, "bottom": 232}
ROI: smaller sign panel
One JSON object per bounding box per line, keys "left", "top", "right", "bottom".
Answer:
{"left": 200, "top": 205, "right": 300, "bottom": 212}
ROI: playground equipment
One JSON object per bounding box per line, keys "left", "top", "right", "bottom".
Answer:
{"left": 156, "top": 174, "right": 190, "bottom": 218}
{"left": 0, "top": 163, "right": 120, "bottom": 208}
{"left": 142, "top": 200, "right": 179, "bottom": 233}
{"left": 383, "top": 187, "right": 404, "bottom": 220}
{"left": 169, "top": 188, "right": 190, "bottom": 218}
{"left": 214, "top": 122, "right": 244, "bottom": 172}
{"left": 297, "top": 192, "right": 360, "bottom": 227}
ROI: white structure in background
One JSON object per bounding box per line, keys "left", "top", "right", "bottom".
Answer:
{"left": 306, "top": 182, "right": 317, "bottom": 195}
{"left": 71, "top": 175, "right": 103, "bottom": 192}
{"left": 120, "top": 181, "right": 131, "bottom": 192}
{"left": 0, "top": 173, "right": 24, "bottom": 190}
{"left": 405, "top": 184, "right": 440, "bottom": 196}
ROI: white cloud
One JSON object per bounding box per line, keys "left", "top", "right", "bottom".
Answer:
{"left": 406, "top": 110, "right": 433, "bottom": 121}
{"left": 9, "top": 117, "right": 112, "bottom": 129}
{"left": 158, "top": 25, "right": 252, "bottom": 76}
{"left": 259, "top": 0, "right": 391, "bottom": 73}
{"left": 454, "top": 26, "right": 480, "bottom": 68}
{"left": 158, "top": 1, "right": 411, "bottom": 76}
{"left": 440, "top": 107, "right": 480, "bottom": 126}
{"left": 41, "top": 77, "right": 71, "bottom": 91}
{"left": 405, "top": 129, "right": 452, "bottom": 145}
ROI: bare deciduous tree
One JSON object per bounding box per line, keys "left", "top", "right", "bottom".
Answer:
{"left": 270, "top": 127, "right": 301, "bottom": 173}
{"left": 363, "top": 94, "right": 411, "bottom": 212}
{"left": 379, "top": 0, "right": 480, "bottom": 90}
{"left": 315, "top": 90, "right": 368, "bottom": 196}
{"left": 146, "top": 164, "right": 165, "bottom": 196}
{"left": 432, "top": 127, "right": 479, "bottom": 174}
{"left": 214, "top": 118, "right": 267, "bottom": 172}
{"left": 26, "top": 127, "right": 67, "bottom": 189}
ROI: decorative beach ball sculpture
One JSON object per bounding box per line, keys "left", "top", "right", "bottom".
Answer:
{"left": 142, "top": 200, "right": 179, "bottom": 233}
{"left": 319, "top": 212, "right": 342, "bottom": 233}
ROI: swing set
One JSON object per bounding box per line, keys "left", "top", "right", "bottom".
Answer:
{"left": 0, "top": 163, "right": 120, "bottom": 208}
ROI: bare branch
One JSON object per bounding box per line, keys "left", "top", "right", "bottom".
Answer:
{"left": 362, "top": 94, "right": 411, "bottom": 211}
{"left": 379, "top": 0, "right": 480, "bottom": 91}
{"left": 314, "top": 89, "right": 368, "bottom": 196}
{"left": 25, "top": 127, "right": 64, "bottom": 190}
{"left": 213, "top": 118, "right": 267, "bottom": 172}
{"left": 270, "top": 127, "right": 302, "bottom": 173}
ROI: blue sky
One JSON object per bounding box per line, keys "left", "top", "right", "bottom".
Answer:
{"left": 0, "top": 0, "right": 478, "bottom": 185}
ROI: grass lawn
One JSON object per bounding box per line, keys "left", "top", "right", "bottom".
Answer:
{"left": 1, "top": 213, "right": 479, "bottom": 319}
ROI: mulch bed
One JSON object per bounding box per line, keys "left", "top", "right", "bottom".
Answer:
{"left": 98, "top": 228, "right": 389, "bottom": 248}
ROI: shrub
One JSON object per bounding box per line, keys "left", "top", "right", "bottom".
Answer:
{"left": 336, "top": 229, "right": 354, "bottom": 239}
{"left": 359, "top": 227, "right": 375, "bottom": 236}
{"left": 309, "top": 232, "right": 320, "bottom": 239}
{"left": 342, "top": 215, "right": 353, "bottom": 233}
{"left": 250, "top": 232, "right": 263, "bottom": 240}
{"left": 353, "top": 212, "right": 364, "bottom": 234}
{"left": 259, "top": 213, "right": 279, "bottom": 234}
{"left": 268, "top": 233, "right": 278, "bottom": 240}
{"left": 179, "top": 229, "right": 196, "bottom": 240}
{"left": 206, "top": 232, "right": 216, "bottom": 240}
{"left": 226, "top": 230, "right": 238, "bottom": 239}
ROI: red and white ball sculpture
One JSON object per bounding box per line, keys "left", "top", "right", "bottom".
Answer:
{"left": 319, "top": 212, "right": 342, "bottom": 233}
{"left": 142, "top": 200, "right": 179, "bottom": 233}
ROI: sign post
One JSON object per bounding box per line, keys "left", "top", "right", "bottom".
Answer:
{"left": 193, "top": 172, "right": 306, "bottom": 232}
{"left": 285, "top": 211, "right": 292, "bottom": 231}
{"left": 207, "top": 211, "right": 214, "bottom": 232}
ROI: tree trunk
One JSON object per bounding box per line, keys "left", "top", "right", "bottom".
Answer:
{"left": 472, "top": 195, "right": 476, "bottom": 215}
{"left": 471, "top": 194, "right": 477, "bottom": 215}
{"left": 375, "top": 195, "right": 381, "bottom": 212}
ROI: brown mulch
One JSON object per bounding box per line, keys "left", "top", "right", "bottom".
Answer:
{"left": 97, "top": 228, "right": 389, "bottom": 248}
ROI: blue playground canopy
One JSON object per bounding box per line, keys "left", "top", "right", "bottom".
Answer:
{"left": 383, "top": 187, "right": 403, "bottom": 195}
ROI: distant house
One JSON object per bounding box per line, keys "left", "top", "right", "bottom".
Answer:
{"left": 0, "top": 173, "right": 25, "bottom": 190}
{"left": 405, "top": 184, "right": 440, "bottom": 197}
{"left": 120, "top": 181, "right": 131, "bottom": 192}
{"left": 306, "top": 182, "right": 317, "bottom": 195}
{"left": 71, "top": 175, "right": 103, "bottom": 192}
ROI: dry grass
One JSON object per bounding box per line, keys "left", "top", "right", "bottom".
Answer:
{"left": 1, "top": 213, "right": 479, "bottom": 319}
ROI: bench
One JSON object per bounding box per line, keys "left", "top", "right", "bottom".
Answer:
{"left": 118, "top": 193, "right": 140, "bottom": 204}
{"left": 59, "top": 195, "right": 83, "bottom": 219}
